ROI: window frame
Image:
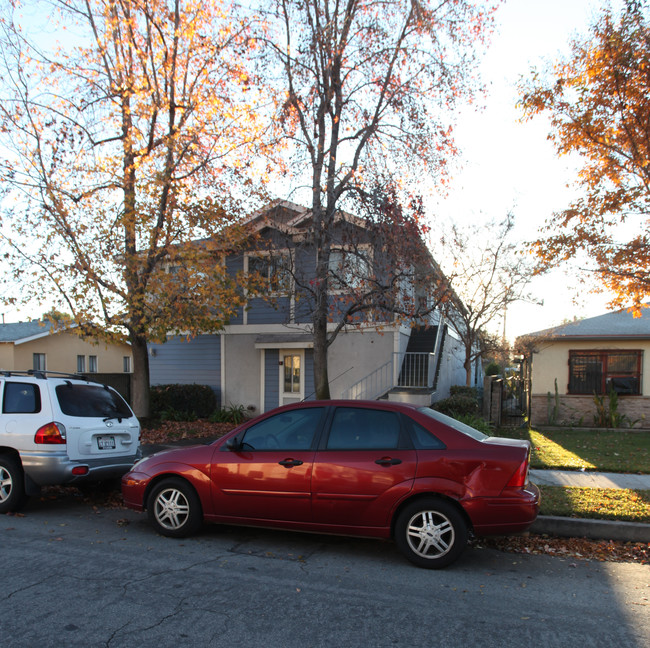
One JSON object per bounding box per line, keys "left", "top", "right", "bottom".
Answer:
{"left": 246, "top": 251, "right": 293, "bottom": 296}
{"left": 77, "top": 355, "right": 86, "bottom": 373}
{"left": 88, "top": 355, "right": 98, "bottom": 373}
{"left": 568, "top": 349, "right": 642, "bottom": 395}
{"left": 33, "top": 353, "right": 46, "bottom": 371}
{"left": 327, "top": 246, "right": 373, "bottom": 293}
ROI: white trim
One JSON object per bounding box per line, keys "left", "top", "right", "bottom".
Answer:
{"left": 260, "top": 348, "right": 266, "bottom": 412}
{"left": 279, "top": 349, "right": 305, "bottom": 406}
{"left": 220, "top": 334, "right": 226, "bottom": 406}
{"left": 255, "top": 340, "right": 313, "bottom": 349}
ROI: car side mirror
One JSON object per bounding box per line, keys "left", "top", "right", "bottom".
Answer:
{"left": 226, "top": 437, "right": 242, "bottom": 451}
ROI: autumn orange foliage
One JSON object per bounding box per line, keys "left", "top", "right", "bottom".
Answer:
{"left": 520, "top": 6, "right": 650, "bottom": 315}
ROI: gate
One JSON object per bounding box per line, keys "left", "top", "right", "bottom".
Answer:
{"left": 483, "top": 371, "right": 529, "bottom": 428}
{"left": 501, "top": 371, "right": 528, "bottom": 426}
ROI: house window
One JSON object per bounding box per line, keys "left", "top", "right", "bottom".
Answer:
{"left": 77, "top": 355, "right": 86, "bottom": 373}
{"left": 33, "top": 353, "right": 46, "bottom": 371}
{"left": 568, "top": 350, "right": 642, "bottom": 395}
{"left": 248, "top": 254, "right": 291, "bottom": 293}
{"left": 123, "top": 356, "right": 131, "bottom": 373}
{"left": 88, "top": 355, "right": 98, "bottom": 373}
{"left": 328, "top": 248, "right": 371, "bottom": 291}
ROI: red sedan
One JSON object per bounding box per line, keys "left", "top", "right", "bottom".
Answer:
{"left": 122, "top": 400, "right": 539, "bottom": 568}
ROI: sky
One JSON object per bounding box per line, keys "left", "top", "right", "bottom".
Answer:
{"left": 431, "top": 0, "right": 626, "bottom": 342}
{"left": 1, "top": 0, "right": 629, "bottom": 339}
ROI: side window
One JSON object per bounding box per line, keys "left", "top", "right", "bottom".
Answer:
{"left": 3, "top": 382, "right": 42, "bottom": 414}
{"left": 326, "top": 407, "right": 402, "bottom": 450}
{"left": 405, "top": 418, "right": 446, "bottom": 450}
{"left": 240, "top": 407, "right": 324, "bottom": 451}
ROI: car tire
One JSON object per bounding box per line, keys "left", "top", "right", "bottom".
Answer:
{"left": 0, "top": 454, "right": 29, "bottom": 514}
{"left": 147, "top": 478, "right": 203, "bottom": 538}
{"left": 394, "top": 497, "right": 468, "bottom": 569}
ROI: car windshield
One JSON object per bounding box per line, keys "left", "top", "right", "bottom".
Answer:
{"left": 417, "top": 407, "right": 488, "bottom": 441}
{"left": 56, "top": 383, "right": 133, "bottom": 419}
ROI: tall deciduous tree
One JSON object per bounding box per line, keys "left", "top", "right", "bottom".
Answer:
{"left": 437, "top": 214, "right": 535, "bottom": 386}
{"left": 0, "top": 0, "right": 270, "bottom": 415}
{"left": 261, "top": 0, "right": 493, "bottom": 398}
{"left": 519, "top": 2, "right": 650, "bottom": 313}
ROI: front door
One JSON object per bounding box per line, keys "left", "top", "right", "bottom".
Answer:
{"left": 279, "top": 350, "right": 304, "bottom": 406}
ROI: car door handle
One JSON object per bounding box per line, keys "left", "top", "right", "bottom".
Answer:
{"left": 375, "top": 457, "right": 402, "bottom": 466}
{"left": 279, "top": 459, "right": 304, "bottom": 467}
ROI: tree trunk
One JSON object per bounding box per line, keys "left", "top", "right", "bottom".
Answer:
{"left": 130, "top": 335, "right": 151, "bottom": 418}
{"left": 464, "top": 349, "right": 473, "bottom": 387}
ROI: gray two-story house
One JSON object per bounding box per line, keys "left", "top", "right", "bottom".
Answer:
{"left": 148, "top": 200, "right": 470, "bottom": 415}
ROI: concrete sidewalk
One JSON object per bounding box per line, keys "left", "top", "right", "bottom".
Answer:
{"left": 530, "top": 469, "right": 650, "bottom": 490}
{"left": 529, "top": 469, "right": 650, "bottom": 543}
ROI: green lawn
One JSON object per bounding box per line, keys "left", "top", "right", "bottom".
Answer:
{"left": 539, "top": 485, "right": 650, "bottom": 523}
{"left": 495, "top": 427, "right": 650, "bottom": 473}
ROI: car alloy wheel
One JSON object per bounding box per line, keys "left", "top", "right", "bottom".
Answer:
{"left": 0, "top": 455, "right": 28, "bottom": 514}
{"left": 147, "top": 478, "right": 202, "bottom": 538}
{"left": 395, "top": 498, "right": 467, "bottom": 569}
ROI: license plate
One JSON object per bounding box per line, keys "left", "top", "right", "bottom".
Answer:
{"left": 97, "top": 435, "right": 116, "bottom": 450}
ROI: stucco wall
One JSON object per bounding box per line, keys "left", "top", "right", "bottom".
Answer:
{"left": 0, "top": 344, "right": 15, "bottom": 369}
{"left": 531, "top": 339, "right": 650, "bottom": 395}
{"left": 434, "top": 330, "right": 468, "bottom": 400}
{"left": 327, "top": 329, "right": 395, "bottom": 399}
{"left": 8, "top": 331, "right": 131, "bottom": 374}
{"left": 529, "top": 339, "right": 650, "bottom": 427}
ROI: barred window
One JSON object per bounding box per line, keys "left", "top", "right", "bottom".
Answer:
{"left": 568, "top": 350, "right": 642, "bottom": 395}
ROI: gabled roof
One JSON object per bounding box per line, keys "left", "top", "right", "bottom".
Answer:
{"left": 0, "top": 320, "right": 56, "bottom": 344}
{"left": 522, "top": 307, "right": 650, "bottom": 341}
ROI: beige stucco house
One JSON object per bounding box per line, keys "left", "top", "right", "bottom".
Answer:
{"left": 518, "top": 308, "right": 650, "bottom": 428}
{"left": 0, "top": 319, "right": 133, "bottom": 376}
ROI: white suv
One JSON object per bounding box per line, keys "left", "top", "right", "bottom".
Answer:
{"left": 0, "top": 371, "right": 141, "bottom": 512}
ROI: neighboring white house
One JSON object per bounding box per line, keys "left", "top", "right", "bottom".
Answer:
{"left": 518, "top": 308, "right": 650, "bottom": 428}
{"left": 148, "top": 201, "right": 473, "bottom": 414}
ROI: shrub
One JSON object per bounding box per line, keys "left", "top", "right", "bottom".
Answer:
{"left": 150, "top": 384, "right": 217, "bottom": 420}
{"left": 484, "top": 361, "right": 501, "bottom": 376}
{"left": 433, "top": 393, "right": 479, "bottom": 417}
{"left": 210, "top": 403, "right": 247, "bottom": 425}
{"left": 449, "top": 385, "right": 478, "bottom": 399}
{"left": 453, "top": 413, "right": 493, "bottom": 435}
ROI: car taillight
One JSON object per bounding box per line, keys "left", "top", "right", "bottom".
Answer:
{"left": 506, "top": 449, "right": 530, "bottom": 488}
{"left": 35, "top": 422, "right": 67, "bottom": 444}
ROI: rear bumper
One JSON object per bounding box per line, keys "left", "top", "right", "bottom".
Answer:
{"left": 20, "top": 449, "right": 141, "bottom": 487}
{"left": 464, "top": 484, "right": 541, "bottom": 535}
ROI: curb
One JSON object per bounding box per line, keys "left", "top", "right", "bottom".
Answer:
{"left": 531, "top": 515, "right": 650, "bottom": 543}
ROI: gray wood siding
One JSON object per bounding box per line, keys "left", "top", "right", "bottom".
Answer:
{"left": 247, "top": 296, "right": 291, "bottom": 324}
{"left": 264, "top": 349, "right": 279, "bottom": 411}
{"left": 226, "top": 255, "right": 244, "bottom": 325}
{"left": 149, "top": 335, "right": 221, "bottom": 404}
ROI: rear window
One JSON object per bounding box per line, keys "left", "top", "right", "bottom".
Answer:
{"left": 417, "top": 407, "right": 488, "bottom": 441}
{"left": 56, "top": 384, "right": 133, "bottom": 419}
